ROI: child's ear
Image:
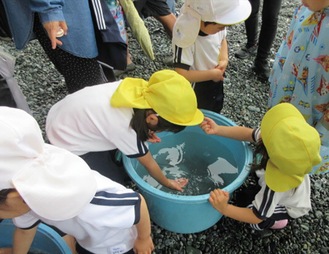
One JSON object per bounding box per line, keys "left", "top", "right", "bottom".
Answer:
{"left": 7, "top": 190, "right": 21, "bottom": 199}
{"left": 1, "top": 190, "right": 30, "bottom": 217}
{"left": 6, "top": 190, "right": 24, "bottom": 204}
{"left": 145, "top": 114, "right": 159, "bottom": 125}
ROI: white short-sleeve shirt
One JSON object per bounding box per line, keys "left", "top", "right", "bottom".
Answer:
{"left": 46, "top": 81, "right": 148, "bottom": 157}
{"left": 173, "top": 29, "right": 226, "bottom": 71}
{"left": 13, "top": 171, "right": 140, "bottom": 254}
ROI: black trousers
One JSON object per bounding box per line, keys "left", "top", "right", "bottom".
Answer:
{"left": 245, "top": 0, "right": 283, "bottom": 61}
{"left": 0, "top": 0, "right": 11, "bottom": 38}
{"left": 193, "top": 80, "right": 224, "bottom": 114}
{"left": 0, "top": 74, "right": 16, "bottom": 108}
{"left": 80, "top": 150, "right": 130, "bottom": 185}
{"left": 33, "top": 15, "right": 109, "bottom": 93}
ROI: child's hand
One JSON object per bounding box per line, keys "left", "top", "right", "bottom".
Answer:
{"left": 168, "top": 178, "right": 188, "bottom": 192}
{"left": 216, "top": 60, "right": 228, "bottom": 71}
{"left": 209, "top": 189, "right": 230, "bottom": 213}
{"left": 133, "top": 235, "right": 154, "bottom": 254}
{"left": 200, "top": 117, "right": 218, "bottom": 135}
{"left": 147, "top": 131, "right": 161, "bottom": 143}
{"left": 210, "top": 68, "right": 224, "bottom": 82}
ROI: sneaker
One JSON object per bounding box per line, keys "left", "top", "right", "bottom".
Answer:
{"left": 252, "top": 60, "right": 270, "bottom": 81}
{"left": 0, "top": 36, "right": 12, "bottom": 42}
{"left": 270, "top": 219, "right": 288, "bottom": 230}
{"left": 113, "top": 63, "right": 136, "bottom": 77}
{"left": 126, "top": 62, "right": 136, "bottom": 72}
{"left": 235, "top": 44, "right": 258, "bottom": 59}
{"left": 163, "top": 55, "right": 174, "bottom": 66}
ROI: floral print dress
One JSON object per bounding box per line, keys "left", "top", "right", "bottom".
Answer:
{"left": 268, "top": 5, "right": 329, "bottom": 174}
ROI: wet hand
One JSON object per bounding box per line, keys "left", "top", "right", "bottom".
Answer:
{"left": 147, "top": 131, "right": 161, "bottom": 143}
{"left": 168, "top": 178, "right": 188, "bottom": 192}
{"left": 209, "top": 189, "right": 229, "bottom": 213}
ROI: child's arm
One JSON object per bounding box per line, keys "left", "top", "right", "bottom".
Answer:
{"left": 209, "top": 189, "right": 262, "bottom": 224}
{"left": 200, "top": 117, "right": 254, "bottom": 142}
{"left": 12, "top": 226, "right": 37, "bottom": 254}
{"left": 175, "top": 67, "right": 224, "bottom": 83}
{"left": 137, "top": 151, "right": 188, "bottom": 191}
{"left": 217, "top": 38, "right": 228, "bottom": 72}
{"left": 133, "top": 194, "right": 154, "bottom": 254}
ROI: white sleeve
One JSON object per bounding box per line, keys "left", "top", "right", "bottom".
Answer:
{"left": 12, "top": 211, "right": 40, "bottom": 229}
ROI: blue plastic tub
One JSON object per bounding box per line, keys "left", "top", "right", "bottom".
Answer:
{"left": 0, "top": 219, "right": 71, "bottom": 254}
{"left": 123, "top": 110, "right": 253, "bottom": 234}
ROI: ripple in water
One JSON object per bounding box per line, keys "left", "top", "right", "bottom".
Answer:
{"left": 138, "top": 132, "right": 239, "bottom": 195}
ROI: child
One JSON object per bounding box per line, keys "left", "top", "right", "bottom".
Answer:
{"left": 268, "top": 0, "right": 329, "bottom": 174}
{"left": 200, "top": 103, "right": 321, "bottom": 230}
{"left": 172, "top": 0, "right": 251, "bottom": 113}
{"left": 46, "top": 70, "right": 204, "bottom": 192}
{"left": 0, "top": 106, "right": 154, "bottom": 254}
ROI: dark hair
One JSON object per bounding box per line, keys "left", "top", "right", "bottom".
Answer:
{"left": 250, "top": 139, "right": 269, "bottom": 172}
{"left": 130, "top": 109, "right": 186, "bottom": 141}
{"left": 204, "top": 21, "right": 218, "bottom": 26}
{"left": 0, "top": 188, "right": 14, "bottom": 205}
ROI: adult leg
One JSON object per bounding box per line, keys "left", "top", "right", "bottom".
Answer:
{"left": 33, "top": 15, "right": 107, "bottom": 94}
{"left": 0, "top": 0, "right": 11, "bottom": 39}
{"left": 253, "top": 0, "right": 282, "bottom": 80}
{"left": 0, "top": 74, "right": 16, "bottom": 108}
{"left": 235, "top": 0, "right": 261, "bottom": 59}
{"left": 255, "top": 0, "right": 283, "bottom": 63}
{"left": 245, "top": 0, "right": 261, "bottom": 47}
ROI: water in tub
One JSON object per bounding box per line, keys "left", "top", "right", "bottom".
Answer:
{"left": 139, "top": 132, "right": 239, "bottom": 195}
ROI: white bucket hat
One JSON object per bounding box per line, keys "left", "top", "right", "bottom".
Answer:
{"left": 173, "top": 0, "right": 252, "bottom": 48}
{"left": 0, "top": 107, "right": 97, "bottom": 221}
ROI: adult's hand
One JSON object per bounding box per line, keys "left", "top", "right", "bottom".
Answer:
{"left": 0, "top": 248, "right": 12, "bottom": 254}
{"left": 43, "top": 21, "right": 68, "bottom": 49}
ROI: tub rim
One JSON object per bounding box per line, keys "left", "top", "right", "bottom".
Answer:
{"left": 123, "top": 110, "right": 253, "bottom": 202}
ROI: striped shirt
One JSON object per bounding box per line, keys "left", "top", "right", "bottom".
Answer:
{"left": 251, "top": 129, "right": 312, "bottom": 219}
{"left": 13, "top": 171, "right": 141, "bottom": 254}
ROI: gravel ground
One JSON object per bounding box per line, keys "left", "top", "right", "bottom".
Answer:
{"left": 1, "top": 1, "right": 329, "bottom": 253}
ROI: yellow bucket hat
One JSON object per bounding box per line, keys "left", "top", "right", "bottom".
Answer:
{"left": 110, "top": 70, "right": 204, "bottom": 126}
{"left": 261, "top": 103, "right": 321, "bottom": 192}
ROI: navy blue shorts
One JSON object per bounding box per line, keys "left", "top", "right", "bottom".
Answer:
{"left": 133, "top": 0, "right": 171, "bottom": 18}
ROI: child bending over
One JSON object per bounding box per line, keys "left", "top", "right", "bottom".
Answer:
{"left": 0, "top": 106, "right": 154, "bottom": 254}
